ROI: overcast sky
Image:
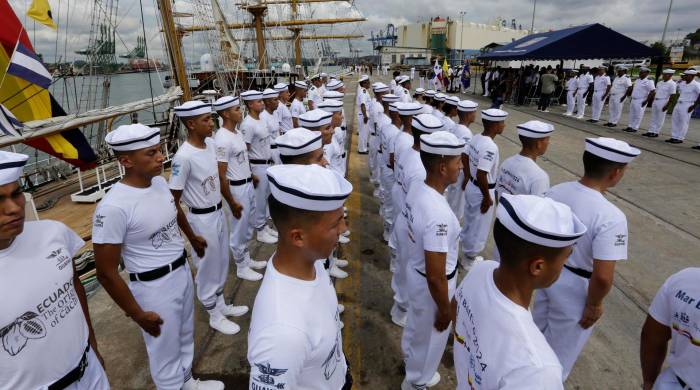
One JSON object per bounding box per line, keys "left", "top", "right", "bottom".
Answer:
{"left": 7, "top": 0, "right": 698, "bottom": 63}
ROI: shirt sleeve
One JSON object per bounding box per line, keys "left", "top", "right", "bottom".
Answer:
{"left": 625, "top": 78, "right": 633, "bottom": 88}
{"left": 592, "top": 214, "right": 628, "bottom": 261}
{"left": 476, "top": 144, "right": 498, "bottom": 173}
{"left": 648, "top": 277, "right": 672, "bottom": 327}
{"left": 168, "top": 153, "right": 189, "bottom": 191}
{"left": 422, "top": 210, "right": 451, "bottom": 253}
{"left": 91, "top": 204, "right": 128, "bottom": 245}
{"left": 500, "top": 365, "right": 564, "bottom": 390}
{"left": 290, "top": 102, "right": 301, "bottom": 118}
{"left": 242, "top": 122, "right": 255, "bottom": 144}
{"left": 59, "top": 222, "right": 85, "bottom": 257}
{"left": 215, "top": 136, "right": 230, "bottom": 163}
{"left": 529, "top": 174, "right": 550, "bottom": 197}
{"left": 248, "top": 324, "right": 311, "bottom": 390}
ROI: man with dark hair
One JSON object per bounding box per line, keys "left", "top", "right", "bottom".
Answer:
{"left": 495, "top": 120, "right": 552, "bottom": 198}
{"left": 275, "top": 128, "right": 327, "bottom": 166}
{"left": 588, "top": 66, "right": 610, "bottom": 123}
{"left": 534, "top": 137, "right": 640, "bottom": 380}
{"left": 356, "top": 75, "right": 371, "bottom": 154}
{"left": 445, "top": 100, "right": 477, "bottom": 219}
{"left": 397, "top": 76, "right": 413, "bottom": 103}
{"left": 454, "top": 194, "right": 586, "bottom": 389}
{"left": 625, "top": 67, "right": 655, "bottom": 132}
{"left": 1, "top": 151, "right": 109, "bottom": 389}
{"left": 273, "top": 83, "right": 293, "bottom": 135}
{"left": 290, "top": 81, "right": 308, "bottom": 128}
{"left": 644, "top": 69, "right": 676, "bottom": 138}
{"left": 308, "top": 74, "right": 323, "bottom": 110}
{"left": 247, "top": 164, "right": 353, "bottom": 390}
{"left": 441, "top": 95, "right": 459, "bottom": 133}
{"left": 400, "top": 131, "right": 464, "bottom": 390}
{"left": 378, "top": 95, "right": 401, "bottom": 241}
{"left": 604, "top": 66, "right": 632, "bottom": 127}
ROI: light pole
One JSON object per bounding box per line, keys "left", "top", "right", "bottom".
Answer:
{"left": 459, "top": 11, "right": 466, "bottom": 66}
{"left": 530, "top": 0, "right": 537, "bottom": 34}
{"left": 660, "top": 0, "right": 673, "bottom": 44}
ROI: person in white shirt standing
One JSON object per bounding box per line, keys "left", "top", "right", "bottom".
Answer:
{"left": 397, "top": 76, "right": 413, "bottom": 103}
{"left": 273, "top": 83, "right": 294, "bottom": 135}
{"left": 440, "top": 96, "right": 459, "bottom": 133}
{"left": 400, "top": 131, "right": 464, "bottom": 390}
{"left": 588, "top": 66, "right": 611, "bottom": 123}
{"left": 261, "top": 88, "right": 283, "bottom": 167}
{"left": 318, "top": 99, "right": 347, "bottom": 176}
{"left": 643, "top": 69, "right": 677, "bottom": 138}
{"left": 290, "top": 80, "right": 308, "bottom": 128}
{"left": 624, "top": 67, "right": 655, "bottom": 133}
{"left": 495, "top": 120, "right": 552, "bottom": 198}
{"left": 169, "top": 101, "right": 249, "bottom": 335}
{"left": 459, "top": 109, "right": 508, "bottom": 269}
{"left": 0, "top": 151, "right": 109, "bottom": 390}
{"left": 356, "top": 75, "right": 371, "bottom": 154}
{"left": 574, "top": 68, "right": 594, "bottom": 119}
{"left": 378, "top": 95, "right": 401, "bottom": 241}
{"left": 93, "top": 124, "right": 224, "bottom": 390}
{"left": 453, "top": 194, "right": 587, "bottom": 390}
{"left": 640, "top": 267, "right": 700, "bottom": 390}
{"left": 668, "top": 69, "right": 700, "bottom": 145}
{"left": 248, "top": 164, "right": 353, "bottom": 390}
{"left": 563, "top": 70, "right": 579, "bottom": 116}
{"left": 308, "top": 74, "right": 324, "bottom": 110}
{"left": 603, "top": 66, "right": 633, "bottom": 128}
{"left": 369, "top": 83, "right": 389, "bottom": 187}
{"left": 445, "top": 99, "right": 477, "bottom": 219}
{"left": 533, "top": 137, "right": 640, "bottom": 380}
{"left": 240, "top": 90, "right": 279, "bottom": 245}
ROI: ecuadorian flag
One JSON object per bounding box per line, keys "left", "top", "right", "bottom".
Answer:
{"left": 1, "top": 1, "right": 96, "bottom": 170}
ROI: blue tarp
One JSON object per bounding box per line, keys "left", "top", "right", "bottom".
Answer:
{"left": 479, "top": 23, "right": 656, "bottom": 61}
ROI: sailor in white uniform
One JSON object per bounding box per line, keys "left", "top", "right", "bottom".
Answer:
{"left": 93, "top": 124, "right": 224, "bottom": 390}
{"left": 413, "top": 87, "right": 425, "bottom": 103}
{"left": 624, "top": 67, "right": 655, "bottom": 133}
{"left": 533, "top": 137, "right": 640, "bottom": 380}
{"left": 641, "top": 267, "right": 700, "bottom": 390}
{"left": 440, "top": 95, "right": 459, "bottom": 132}
{"left": 240, "top": 90, "right": 279, "bottom": 245}
{"left": 324, "top": 80, "right": 348, "bottom": 141}
{"left": 290, "top": 80, "right": 308, "bottom": 128}
{"left": 247, "top": 164, "right": 352, "bottom": 390}
{"left": 262, "top": 88, "right": 283, "bottom": 166}
{"left": 0, "top": 151, "right": 109, "bottom": 390}
{"left": 459, "top": 109, "right": 508, "bottom": 268}
{"left": 669, "top": 69, "right": 700, "bottom": 144}
{"left": 169, "top": 101, "right": 249, "bottom": 335}
{"left": 453, "top": 194, "right": 587, "bottom": 390}
{"left": 400, "top": 131, "right": 464, "bottom": 390}
{"left": 273, "top": 83, "right": 294, "bottom": 135}
{"left": 318, "top": 99, "right": 346, "bottom": 176}
{"left": 378, "top": 95, "right": 401, "bottom": 241}
{"left": 421, "top": 90, "right": 436, "bottom": 114}
{"left": 308, "top": 74, "right": 324, "bottom": 110}
{"left": 495, "top": 120, "right": 552, "bottom": 198}
{"left": 604, "top": 66, "right": 633, "bottom": 127}
{"left": 432, "top": 93, "right": 446, "bottom": 120}
{"left": 370, "top": 83, "right": 390, "bottom": 186}
{"left": 588, "top": 66, "right": 611, "bottom": 123}
{"left": 213, "top": 96, "right": 267, "bottom": 282}
{"left": 356, "top": 75, "right": 371, "bottom": 154}
{"left": 643, "top": 69, "right": 677, "bottom": 138}
{"left": 275, "top": 128, "right": 326, "bottom": 166}
{"left": 396, "top": 75, "right": 413, "bottom": 103}
{"left": 564, "top": 70, "right": 578, "bottom": 116}
{"left": 574, "top": 68, "right": 593, "bottom": 119}
{"left": 445, "top": 100, "right": 477, "bottom": 219}
{"left": 319, "top": 72, "right": 328, "bottom": 96}
{"left": 322, "top": 90, "right": 349, "bottom": 171}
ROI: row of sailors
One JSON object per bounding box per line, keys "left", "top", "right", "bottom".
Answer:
{"left": 564, "top": 67, "right": 700, "bottom": 147}
{"left": 356, "top": 73, "right": 698, "bottom": 389}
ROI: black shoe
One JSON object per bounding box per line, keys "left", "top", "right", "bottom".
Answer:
{"left": 671, "top": 139, "right": 683, "bottom": 144}
{"left": 586, "top": 119, "right": 597, "bottom": 123}
{"left": 608, "top": 123, "right": 617, "bottom": 128}
{"left": 358, "top": 151, "right": 369, "bottom": 155}
{"left": 649, "top": 133, "right": 659, "bottom": 138}
{"left": 624, "top": 128, "right": 638, "bottom": 133}
{"left": 692, "top": 145, "right": 700, "bottom": 150}
{"left": 603, "top": 123, "right": 613, "bottom": 127}
{"left": 641, "top": 132, "right": 652, "bottom": 137}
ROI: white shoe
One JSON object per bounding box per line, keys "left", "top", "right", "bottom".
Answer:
{"left": 256, "top": 228, "right": 277, "bottom": 244}
{"left": 427, "top": 372, "right": 441, "bottom": 387}
{"left": 329, "top": 265, "right": 348, "bottom": 279}
{"left": 340, "top": 320, "right": 344, "bottom": 329}
{"left": 237, "top": 266, "right": 263, "bottom": 281}
{"left": 338, "top": 303, "right": 345, "bottom": 314}
{"left": 564, "top": 112, "right": 572, "bottom": 116}
{"left": 220, "top": 304, "right": 248, "bottom": 317}
{"left": 575, "top": 115, "right": 584, "bottom": 119}
{"left": 338, "top": 235, "right": 350, "bottom": 244}
{"left": 208, "top": 316, "right": 241, "bottom": 335}
{"left": 263, "top": 224, "right": 278, "bottom": 238}
{"left": 183, "top": 378, "right": 224, "bottom": 390}
{"left": 335, "top": 258, "right": 349, "bottom": 267}
{"left": 543, "top": 109, "right": 550, "bottom": 113}
{"left": 373, "top": 188, "right": 380, "bottom": 197}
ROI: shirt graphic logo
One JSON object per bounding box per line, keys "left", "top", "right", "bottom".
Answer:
{"left": 172, "top": 163, "right": 181, "bottom": 176}
{"left": 252, "top": 362, "right": 288, "bottom": 389}
{"left": 321, "top": 335, "right": 343, "bottom": 381}
{"left": 46, "top": 248, "right": 63, "bottom": 259}
{"left": 46, "top": 247, "right": 72, "bottom": 270}
{"left": 0, "top": 312, "right": 47, "bottom": 356}
{"left": 201, "top": 175, "right": 217, "bottom": 196}
{"left": 436, "top": 223, "right": 448, "bottom": 237}
{"left": 614, "top": 234, "right": 627, "bottom": 247}
{"left": 94, "top": 214, "right": 105, "bottom": 228}
{"left": 149, "top": 218, "right": 180, "bottom": 249}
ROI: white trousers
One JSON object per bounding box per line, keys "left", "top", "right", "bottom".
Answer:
{"left": 250, "top": 164, "right": 271, "bottom": 230}
{"left": 653, "top": 367, "right": 690, "bottom": 390}
{"left": 188, "top": 209, "right": 229, "bottom": 311}
{"left": 648, "top": 99, "right": 670, "bottom": 134}
{"left": 357, "top": 114, "right": 369, "bottom": 153}
{"left": 226, "top": 181, "right": 255, "bottom": 266}
{"left": 63, "top": 347, "right": 110, "bottom": 389}
{"left": 402, "top": 269, "right": 457, "bottom": 387}
{"left": 390, "top": 181, "right": 406, "bottom": 229}
{"left": 130, "top": 265, "right": 195, "bottom": 390}
{"left": 628, "top": 97, "right": 647, "bottom": 130}
{"left": 380, "top": 165, "right": 396, "bottom": 237}
{"left": 389, "top": 214, "right": 409, "bottom": 313}
{"left": 566, "top": 90, "right": 576, "bottom": 114}
{"left": 445, "top": 172, "right": 465, "bottom": 220}
{"left": 607, "top": 94, "right": 625, "bottom": 125}
{"left": 483, "top": 80, "right": 490, "bottom": 96}
{"left": 575, "top": 89, "right": 588, "bottom": 117}
{"left": 591, "top": 91, "right": 605, "bottom": 120}
{"left": 671, "top": 101, "right": 694, "bottom": 141}
{"left": 532, "top": 267, "right": 593, "bottom": 380}
{"left": 368, "top": 131, "right": 380, "bottom": 181}
{"left": 459, "top": 183, "right": 495, "bottom": 257}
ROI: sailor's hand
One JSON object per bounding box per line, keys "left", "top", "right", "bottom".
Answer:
{"left": 252, "top": 175, "right": 259, "bottom": 188}
{"left": 662, "top": 104, "right": 668, "bottom": 112}
{"left": 191, "top": 236, "right": 208, "bottom": 258}
{"left": 689, "top": 105, "right": 696, "bottom": 113}
{"left": 363, "top": 116, "right": 369, "bottom": 124}
{"left": 434, "top": 309, "right": 451, "bottom": 332}
{"left": 579, "top": 302, "right": 603, "bottom": 329}
{"left": 480, "top": 196, "right": 493, "bottom": 214}
{"left": 231, "top": 202, "right": 243, "bottom": 219}
{"left": 134, "top": 311, "right": 164, "bottom": 337}
{"left": 619, "top": 97, "right": 625, "bottom": 103}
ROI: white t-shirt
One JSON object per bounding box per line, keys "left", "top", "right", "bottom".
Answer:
{"left": 0, "top": 221, "right": 89, "bottom": 390}
{"left": 324, "top": 138, "right": 345, "bottom": 176}
{"left": 169, "top": 139, "right": 221, "bottom": 209}
{"left": 356, "top": 88, "right": 370, "bottom": 113}
{"left": 442, "top": 116, "right": 456, "bottom": 133}
{"left": 631, "top": 77, "right": 655, "bottom": 99}
{"left": 610, "top": 75, "right": 632, "bottom": 95}
{"left": 403, "top": 182, "right": 459, "bottom": 273}
{"left": 467, "top": 133, "right": 499, "bottom": 184}
{"left": 678, "top": 79, "right": 700, "bottom": 103}
{"left": 566, "top": 77, "right": 578, "bottom": 91}
{"left": 380, "top": 122, "right": 400, "bottom": 166}
{"left": 399, "top": 148, "right": 426, "bottom": 196}
{"left": 495, "top": 154, "right": 550, "bottom": 197}
{"left": 452, "top": 124, "right": 473, "bottom": 150}
{"left": 276, "top": 103, "right": 294, "bottom": 134}
{"left": 290, "top": 98, "right": 306, "bottom": 119}
{"left": 372, "top": 102, "right": 387, "bottom": 134}
{"left": 648, "top": 267, "right": 700, "bottom": 388}
{"left": 654, "top": 79, "right": 677, "bottom": 101}
{"left": 214, "top": 126, "right": 252, "bottom": 181}
{"left": 308, "top": 86, "right": 323, "bottom": 108}
{"left": 261, "top": 110, "right": 281, "bottom": 139}
{"left": 593, "top": 75, "right": 611, "bottom": 94}
{"left": 92, "top": 176, "right": 185, "bottom": 273}
{"left": 248, "top": 259, "right": 346, "bottom": 390}
{"left": 241, "top": 114, "right": 273, "bottom": 161}
{"left": 546, "top": 181, "right": 628, "bottom": 271}
{"left": 392, "top": 131, "right": 414, "bottom": 174}
{"left": 432, "top": 110, "right": 445, "bottom": 120}
{"left": 577, "top": 73, "right": 593, "bottom": 90}
{"left": 454, "top": 261, "right": 564, "bottom": 390}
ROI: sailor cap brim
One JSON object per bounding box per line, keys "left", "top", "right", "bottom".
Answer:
{"left": 0, "top": 152, "right": 29, "bottom": 186}
{"left": 174, "top": 102, "right": 212, "bottom": 118}
{"left": 268, "top": 165, "right": 352, "bottom": 211}
{"left": 276, "top": 132, "right": 323, "bottom": 156}
{"left": 444, "top": 98, "right": 459, "bottom": 106}
{"left": 481, "top": 110, "right": 508, "bottom": 122}
{"left": 412, "top": 115, "right": 443, "bottom": 133}
{"left": 241, "top": 91, "right": 263, "bottom": 101}
{"left": 389, "top": 103, "right": 399, "bottom": 112}
{"left": 106, "top": 126, "right": 161, "bottom": 152}
{"left": 326, "top": 83, "right": 344, "bottom": 91}
{"left": 382, "top": 95, "right": 399, "bottom": 103}
{"left": 458, "top": 103, "right": 478, "bottom": 112}
{"left": 517, "top": 124, "right": 553, "bottom": 139}
{"left": 397, "top": 103, "right": 423, "bottom": 116}
{"left": 373, "top": 86, "right": 390, "bottom": 93}
{"left": 359, "top": 75, "right": 369, "bottom": 82}
{"left": 263, "top": 91, "right": 279, "bottom": 99}
{"left": 299, "top": 111, "right": 333, "bottom": 128}
{"left": 585, "top": 138, "right": 640, "bottom": 163}
{"left": 318, "top": 101, "right": 343, "bottom": 113}
{"left": 684, "top": 69, "right": 698, "bottom": 75}
{"left": 213, "top": 97, "right": 240, "bottom": 111}
{"left": 662, "top": 69, "right": 675, "bottom": 75}
{"left": 420, "top": 138, "right": 465, "bottom": 156}
{"left": 497, "top": 195, "right": 587, "bottom": 248}
{"left": 294, "top": 81, "right": 309, "bottom": 90}
{"left": 273, "top": 83, "right": 289, "bottom": 92}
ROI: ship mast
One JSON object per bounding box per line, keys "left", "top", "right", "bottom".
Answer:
{"left": 157, "top": 0, "right": 192, "bottom": 101}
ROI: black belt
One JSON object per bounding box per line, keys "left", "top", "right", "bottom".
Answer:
{"left": 250, "top": 159, "right": 274, "bottom": 165}
{"left": 229, "top": 177, "right": 253, "bottom": 186}
{"left": 564, "top": 264, "right": 592, "bottom": 279}
{"left": 341, "top": 126, "right": 347, "bottom": 131}
{"left": 129, "top": 251, "right": 187, "bottom": 282}
{"left": 371, "top": 132, "right": 377, "bottom": 136}
{"left": 676, "top": 374, "right": 691, "bottom": 389}
{"left": 378, "top": 149, "right": 383, "bottom": 154}
{"left": 387, "top": 164, "right": 392, "bottom": 169}
{"left": 471, "top": 177, "right": 496, "bottom": 189}
{"left": 190, "top": 201, "right": 222, "bottom": 215}
{"left": 416, "top": 267, "right": 458, "bottom": 280}
{"left": 270, "top": 144, "right": 278, "bottom": 149}
{"left": 48, "top": 344, "right": 90, "bottom": 390}
{"left": 341, "top": 152, "right": 346, "bottom": 158}
{"left": 324, "top": 258, "right": 330, "bottom": 270}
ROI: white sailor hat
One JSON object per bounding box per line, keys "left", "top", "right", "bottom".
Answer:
{"left": 262, "top": 88, "right": 279, "bottom": 99}
{"left": 213, "top": 96, "right": 240, "bottom": 111}
{"left": 320, "top": 72, "right": 327, "bottom": 77}
{"left": 275, "top": 128, "right": 322, "bottom": 157}
{"left": 174, "top": 100, "right": 212, "bottom": 118}
{"left": 584, "top": 137, "right": 640, "bottom": 163}
{"left": 326, "top": 79, "right": 344, "bottom": 91}
{"left": 394, "top": 75, "right": 402, "bottom": 81}
{"left": 382, "top": 94, "right": 400, "bottom": 103}
{"left": 273, "top": 82, "right": 289, "bottom": 92}
{"left": 683, "top": 68, "right": 698, "bottom": 75}
{"left": 322, "top": 90, "right": 344, "bottom": 101}
{"left": 267, "top": 164, "right": 352, "bottom": 212}
{"left": 0, "top": 151, "right": 29, "bottom": 186}
{"left": 105, "top": 123, "right": 160, "bottom": 152}
{"left": 496, "top": 194, "right": 587, "bottom": 248}
{"left": 570, "top": 69, "right": 579, "bottom": 73}
{"left": 359, "top": 75, "right": 369, "bottom": 82}
{"left": 662, "top": 69, "right": 675, "bottom": 75}
{"left": 329, "top": 74, "right": 338, "bottom": 80}
{"left": 639, "top": 67, "right": 651, "bottom": 73}
{"left": 241, "top": 90, "right": 263, "bottom": 101}
{"left": 317, "top": 99, "right": 343, "bottom": 113}
{"left": 396, "top": 102, "right": 423, "bottom": 116}
{"left": 434, "top": 93, "right": 446, "bottom": 102}
{"left": 412, "top": 113, "right": 444, "bottom": 133}
{"left": 388, "top": 103, "right": 400, "bottom": 112}
{"left": 310, "top": 74, "right": 321, "bottom": 80}
{"left": 420, "top": 131, "right": 465, "bottom": 156}
{"left": 398, "top": 75, "right": 410, "bottom": 84}
{"left": 615, "top": 65, "right": 628, "bottom": 71}
{"left": 457, "top": 100, "right": 478, "bottom": 112}
{"left": 424, "top": 90, "right": 436, "bottom": 97}
{"left": 294, "top": 80, "right": 309, "bottom": 90}
{"left": 415, "top": 88, "right": 425, "bottom": 95}
{"left": 299, "top": 109, "right": 333, "bottom": 128}
{"left": 517, "top": 120, "right": 554, "bottom": 139}
{"left": 444, "top": 96, "right": 460, "bottom": 106}
{"left": 373, "top": 83, "right": 390, "bottom": 93}
{"left": 481, "top": 108, "right": 509, "bottom": 122}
